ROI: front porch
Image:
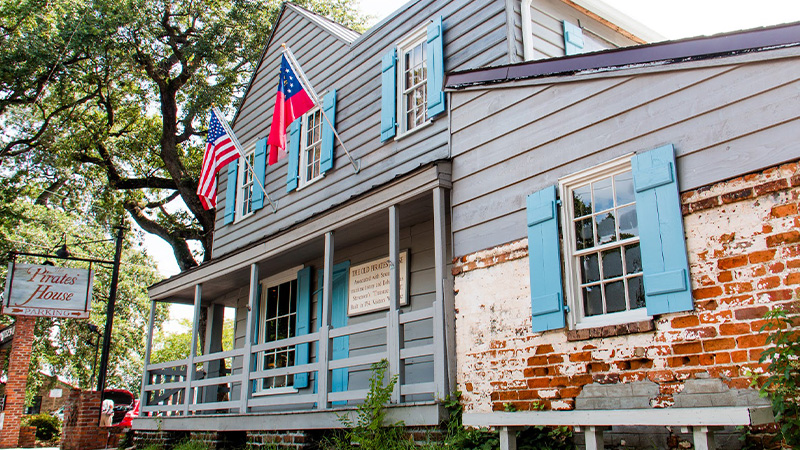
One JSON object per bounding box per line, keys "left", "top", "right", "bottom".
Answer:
{"left": 134, "top": 164, "right": 454, "bottom": 431}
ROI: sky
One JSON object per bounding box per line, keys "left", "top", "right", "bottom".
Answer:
{"left": 151, "top": 0, "right": 800, "bottom": 321}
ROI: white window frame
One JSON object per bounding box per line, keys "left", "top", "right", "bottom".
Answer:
{"left": 253, "top": 266, "right": 303, "bottom": 395}
{"left": 395, "top": 26, "right": 430, "bottom": 138}
{"left": 236, "top": 146, "right": 256, "bottom": 221}
{"left": 298, "top": 106, "right": 324, "bottom": 190}
{"left": 559, "top": 154, "right": 650, "bottom": 329}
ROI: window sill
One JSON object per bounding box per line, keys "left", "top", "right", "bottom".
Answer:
{"left": 251, "top": 386, "right": 299, "bottom": 397}
{"left": 394, "top": 119, "right": 433, "bottom": 142}
{"left": 297, "top": 174, "right": 324, "bottom": 192}
{"left": 566, "top": 320, "right": 655, "bottom": 342}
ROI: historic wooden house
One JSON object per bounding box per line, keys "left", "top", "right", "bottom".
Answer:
{"left": 134, "top": 0, "right": 800, "bottom": 448}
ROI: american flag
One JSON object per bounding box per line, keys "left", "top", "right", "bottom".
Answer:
{"left": 197, "top": 109, "right": 240, "bottom": 209}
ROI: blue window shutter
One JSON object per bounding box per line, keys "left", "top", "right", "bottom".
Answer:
{"left": 318, "top": 262, "right": 350, "bottom": 403}
{"left": 632, "top": 144, "right": 693, "bottom": 315}
{"left": 320, "top": 90, "right": 337, "bottom": 174}
{"left": 563, "top": 21, "right": 584, "bottom": 55}
{"left": 286, "top": 118, "right": 301, "bottom": 192}
{"left": 426, "top": 16, "right": 446, "bottom": 118}
{"left": 251, "top": 138, "right": 267, "bottom": 211}
{"left": 380, "top": 49, "right": 397, "bottom": 142}
{"left": 527, "top": 185, "right": 566, "bottom": 332}
{"left": 294, "top": 266, "right": 312, "bottom": 389}
{"left": 224, "top": 159, "right": 238, "bottom": 224}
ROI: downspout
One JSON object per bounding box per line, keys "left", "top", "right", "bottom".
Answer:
{"left": 521, "top": 0, "right": 535, "bottom": 61}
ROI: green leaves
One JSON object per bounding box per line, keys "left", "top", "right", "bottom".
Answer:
{"left": 759, "top": 306, "right": 800, "bottom": 446}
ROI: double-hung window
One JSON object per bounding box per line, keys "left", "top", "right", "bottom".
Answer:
{"left": 560, "top": 158, "right": 646, "bottom": 328}
{"left": 298, "top": 107, "right": 323, "bottom": 188}
{"left": 256, "top": 270, "right": 298, "bottom": 393}
{"left": 380, "top": 16, "right": 445, "bottom": 142}
{"left": 527, "top": 145, "right": 693, "bottom": 333}
{"left": 237, "top": 147, "right": 256, "bottom": 219}
{"left": 398, "top": 30, "right": 428, "bottom": 134}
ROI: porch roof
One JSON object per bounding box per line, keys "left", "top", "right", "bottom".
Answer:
{"left": 148, "top": 162, "right": 451, "bottom": 303}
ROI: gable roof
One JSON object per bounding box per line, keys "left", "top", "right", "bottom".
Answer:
{"left": 445, "top": 21, "right": 800, "bottom": 89}
{"left": 286, "top": 3, "right": 360, "bottom": 44}
{"left": 231, "top": 2, "right": 359, "bottom": 128}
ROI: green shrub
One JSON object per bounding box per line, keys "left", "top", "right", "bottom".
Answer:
{"left": 172, "top": 438, "right": 212, "bottom": 450}
{"left": 759, "top": 307, "right": 800, "bottom": 446}
{"left": 21, "top": 413, "right": 60, "bottom": 442}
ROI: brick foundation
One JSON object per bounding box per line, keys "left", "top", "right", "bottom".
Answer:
{"left": 59, "top": 389, "right": 124, "bottom": 450}
{"left": 134, "top": 430, "right": 189, "bottom": 449}
{"left": 453, "top": 161, "right": 799, "bottom": 444}
{"left": 246, "top": 430, "right": 312, "bottom": 449}
{"left": 16, "top": 426, "right": 35, "bottom": 448}
{"left": 0, "top": 316, "right": 35, "bottom": 449}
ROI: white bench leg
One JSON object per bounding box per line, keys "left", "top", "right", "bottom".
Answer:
{"left": 681, "top": 426, "right": 719, "bottom": 450}
{"left": 576, "top": 425, "right": 608, "bottom": 450}
{"left": 499, "top": 427, "right": 517, "bottom": 450}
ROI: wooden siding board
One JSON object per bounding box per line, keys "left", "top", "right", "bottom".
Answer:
{"left": 450, "top": 57, "right": 800, "bottom": 257}
{"left": 215, "top": 0, "right": 504, "bottom": 257}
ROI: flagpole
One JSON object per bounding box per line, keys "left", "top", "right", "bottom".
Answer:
{"left": 213, "top": 106, "right": 279, "bottom": 213}
{"left": 282, "top": 45, "right": 361, "bottom": 174}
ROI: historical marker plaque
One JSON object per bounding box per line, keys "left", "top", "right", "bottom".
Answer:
{"left": 348, "top": 250, "right": 409, "bottom": 316}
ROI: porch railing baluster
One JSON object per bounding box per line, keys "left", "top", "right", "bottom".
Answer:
{"left": 317, "top": 231, "right": 334, "bottom": 409}
{"left": 387, "top": 205, "right": 403, "bottom": 403}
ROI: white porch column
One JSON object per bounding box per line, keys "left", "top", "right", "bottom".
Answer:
{"left": 317, "top": 231, "right": 334, "bottom": 409}
{"left": 138, "top": 300, "right": 157, "bottom": 416}
{"left": 203, "top": 303, "right": 225, "bottom": 403}
{"left": 184, "top": 285, "right": 202, "bottom": 414}
{"left": 238, "top": 263, "right": 259, "bottom": 413}
{"left": 432, "top": 187, "right": 450, "bottom": 397}
{"left": 387, "top": 205, "right": 403, "bottom": 403}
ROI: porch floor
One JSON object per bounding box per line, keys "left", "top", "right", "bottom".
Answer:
{"left": 132, "top": 401, "right": 445, "bottom": 432}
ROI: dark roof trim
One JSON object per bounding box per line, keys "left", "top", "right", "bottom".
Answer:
{"left": 446, "top": 22, "right": 800, "bottom": 89}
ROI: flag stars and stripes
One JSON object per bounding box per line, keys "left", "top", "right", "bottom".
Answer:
{"left": 197, "top": 110, "right": 240, "bottom": 209}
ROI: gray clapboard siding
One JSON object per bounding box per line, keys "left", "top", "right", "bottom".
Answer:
{"left": 449, "top": 55, "right": 800, "bottom": 257}
{"left": 214, "top": 0, "right": 507, "bottom": 258}
{"left": 510, "top": 0, "right": 640, "bottom": 61}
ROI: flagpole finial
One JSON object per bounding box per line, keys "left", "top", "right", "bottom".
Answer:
{"left": 281, "top": 43, "right": 287, "bottom": 49}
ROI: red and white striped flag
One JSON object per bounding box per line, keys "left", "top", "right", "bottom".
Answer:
{"left": 197, "top": 109, "right": 240, "bottom": 209}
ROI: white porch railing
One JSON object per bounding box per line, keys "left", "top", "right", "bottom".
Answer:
{"left": 140, "top": 306, "right": 438, "bottom": 416}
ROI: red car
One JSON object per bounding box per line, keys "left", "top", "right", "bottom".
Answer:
{"left": 102, "top": 389, "right": 138, "bottom": 428}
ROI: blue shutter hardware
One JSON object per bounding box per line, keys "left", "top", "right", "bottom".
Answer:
{"left": 527, "top": 185, "right": 566, "bottom": 332}
{"left": 632, "top": 144, "right": 693, "bottom": 315}
{"left": 286, "top": 118, "right": 301, "bottom": 192}
{"left": 224, "top": 159, "right": 238, "bottom": 224}
{"left": 426, "top": 16, "right": 446, "bottom": 118}
{"left": 380, "top": 50, "right": 397, "bottom": 142}
{"left": 251, "top": 138, "right": 267, "bottom": 211}
{"left": 320, "top": 90, "right": 337, "bottom": 174}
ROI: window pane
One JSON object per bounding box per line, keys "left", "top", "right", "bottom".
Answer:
{"left": 605, "top": 281, "right": 626, "bottom": 313}
{"left": 583, "top": 285, "right": 603, "bottom": 316}
{"left": 602, "top": 248, "right": 623, "bottom": 279}
{"left": 618, "top": 205, "right": 638, "bottom": 239}
{"left": 580, "top": 254, "right": 600, "bottom": 284}
{"left": 278, "top": 286, "right": 290, "bottom": 316}
{"left": 627, "top": 276, "right": 646, "bottom": 309}
{"left": 573, "top": 185, "right": 592, "bottom": 218}
{"left": 595, "top": 211, "right": 616, "bottom": 245}
{"left": 624, "top": 243, "right": 642, "bottom": 274}
{"left": 265, "top": 321, "right": 276, "bottom": 342}
{"left": 575, "top": 218, "right": 593, "bottom": 250}
{"left": 276, "top": 317, "right": 289, "bottom": 340}
{"left": 592, "top": 178, "right": 614, "bottom": 212}
{"left": 267, "top": 287, "right": 277, "bottom": 317}
{"left": 265, "top": 352, "right": 275, "bottom": 369}
{"left": 614, "top": 171, "right": 635, "bottom": 206}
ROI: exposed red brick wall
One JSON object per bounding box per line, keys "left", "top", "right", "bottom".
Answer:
{"left": 60, "top": 389, "right": 123, "bottom": 450}
{"left": 0, "top": 316, "right": 35, "bottom": 449}
{"left": 16, "top": 426, "right": 35, "bottom": 448}
{"left": 454, "top": 161, "right": 800, "bottom": 413}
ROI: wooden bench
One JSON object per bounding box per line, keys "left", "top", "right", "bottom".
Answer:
{"left": 463, "top": 406, "right": 774, "bottom": 450}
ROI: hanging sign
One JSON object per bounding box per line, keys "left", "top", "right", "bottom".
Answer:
{"left": 348, "top": 250, "right": 409, "bottom": 316}
{"left": 2, "top": 263, "right": 94, "bottom": 318}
